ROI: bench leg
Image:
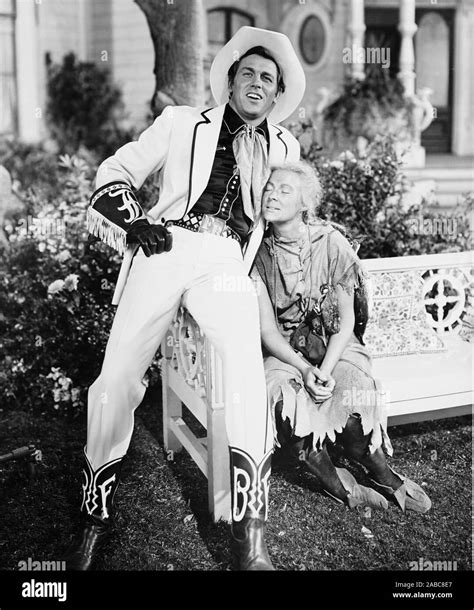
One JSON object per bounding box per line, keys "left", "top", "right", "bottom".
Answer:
{"left": 207, "top": 402, "right": 231, "bottom": 523}
{"left": 162, "top": 363, "right": 183, "bottom": 459}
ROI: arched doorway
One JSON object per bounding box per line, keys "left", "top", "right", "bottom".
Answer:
{"left": 415, "top": 8, "right": 454, "bottom": 153}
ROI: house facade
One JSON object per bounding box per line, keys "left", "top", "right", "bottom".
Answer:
{"left": 1, "top": 0, "right": 473, "bottom": 157}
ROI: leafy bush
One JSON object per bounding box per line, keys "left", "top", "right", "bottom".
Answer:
{"left": 0, "top": 139, "right": 62, "bottom": 204}
{"left": 0, "top": 154, "right": 160, "bottom": 418}
{"left": 45, "top": 52, "right": 135, "bottom": 158}
{"left": 299, "top": 132, "right": 471, "bottom": 258}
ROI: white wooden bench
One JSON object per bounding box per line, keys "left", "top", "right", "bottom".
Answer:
{"left": 160, "top": 250, "right": 473, "bottom": 522}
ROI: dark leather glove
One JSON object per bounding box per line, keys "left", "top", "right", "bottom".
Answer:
{"left": 126, "top": 220, "right": 173, "bottom": 257}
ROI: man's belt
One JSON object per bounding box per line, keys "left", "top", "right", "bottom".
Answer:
{"left": 167, "top": 212, "right": 242, "bottom": 243}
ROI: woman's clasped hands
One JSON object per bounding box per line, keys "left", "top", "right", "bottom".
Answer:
{"left": 302, "top": 366, "right": 335, "bottom": 404}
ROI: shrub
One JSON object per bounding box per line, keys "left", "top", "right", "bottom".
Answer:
{"left": 45, "top": 52, "right": 135, "bottom": 158}
{"left": 0, "top": 237, "right": 117, "bottom": 417}
{"left": 0, "top": 139, "right": 61, "bottom": 204}
{"left": 0, "top": 154, "right": 160, "bottom": 418}
{"left": 299, "top": 132, "right": 471, "bottom": 258}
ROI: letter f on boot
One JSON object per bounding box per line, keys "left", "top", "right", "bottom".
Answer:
{"left": 81, "top": 451, "right": 122, "bottom": 520}
{"left": 230, "top": 447, "right": 274, "bottom": 571}
{"left": 64, "top": 448, "right": 124, "bottom": 570}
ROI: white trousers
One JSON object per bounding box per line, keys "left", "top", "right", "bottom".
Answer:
{"left": 86, "top": 227, "right": 272, "bottom": 471}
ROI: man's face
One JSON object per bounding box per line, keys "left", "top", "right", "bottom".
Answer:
{"left": 262, "top": 170, "right": 303, "bottom": 224}
{"left": 229, "top": 54, "right": 280, "bottom": 122}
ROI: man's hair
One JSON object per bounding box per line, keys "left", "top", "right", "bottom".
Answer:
{"left": 227, "top": 46, "right": 286, "bottom": 94}
{"left": 268, "top": 161, "right": 323, "bottom": 223}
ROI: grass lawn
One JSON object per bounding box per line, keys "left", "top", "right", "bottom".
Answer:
{"left": 0, "top": 384, "right": 471, "bottom": 572}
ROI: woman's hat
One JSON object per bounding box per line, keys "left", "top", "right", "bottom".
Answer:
{"left": 210, "top": 26, "right": 306, "bottom": 125}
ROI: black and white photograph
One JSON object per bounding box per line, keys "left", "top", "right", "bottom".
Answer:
{"left": 0, "top": 0, "right": 472, "bottom": 608}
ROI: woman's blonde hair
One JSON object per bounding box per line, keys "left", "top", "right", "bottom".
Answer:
{"left": 268, "top": 160, "right": 323, "bottom": 223}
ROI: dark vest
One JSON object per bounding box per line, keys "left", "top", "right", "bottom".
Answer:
{"left": 191, "top": 103, "right": 269, "bottom": 241}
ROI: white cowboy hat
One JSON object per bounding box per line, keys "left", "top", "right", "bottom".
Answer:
{"left": 210, "top": 26, "right": 306, "bottom": 125}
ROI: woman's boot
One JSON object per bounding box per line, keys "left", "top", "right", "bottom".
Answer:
{"left": 304, "top": 446, "right": 388, "bottom": 509}
{"left": 229, "top": 447, "right": 275, "bottom": 570}
{"left": 339, "top": 414, "right": 431, "bottom": 513}
{"left": 64, "top": 449, "right": 124, "bottom": 570}
{"left": 363, "top": 447, "right": 431, "bottom": 513}
{"left": 274, "top": 399, "right": 305, "bottom": 460}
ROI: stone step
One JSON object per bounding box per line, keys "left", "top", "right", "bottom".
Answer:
{"left": 402, "top": 166, "right": 473, "bottom": 209}
{"left": 430, "top": 193, "right": 470, "bottom": 210}
{"left": 434, "top": 180, "right": 473, "bottom": 193}
{"left": 404, "top": 168, "right": 473, "bottom": 181}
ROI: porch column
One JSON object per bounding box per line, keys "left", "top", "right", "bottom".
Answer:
{"left": 348, "top": 0, "right": 366, "bottom": 80}
{"left": 453, "top": 0, "right": 474, "bottom": 155}
{"left": 15, "top": 0, "right": 42, "bottom": 142}
{"left": 77, "top": 0, "right": 91, "bottom": 62}
{"left": 398, "top": 0, "right": 417, "bottom": 97}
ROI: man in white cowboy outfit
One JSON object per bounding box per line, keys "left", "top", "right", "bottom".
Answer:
{"left": 65, "top": 26, "right": 305, "bottom": 571}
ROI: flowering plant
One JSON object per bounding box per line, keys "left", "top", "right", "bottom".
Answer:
{"left": 0, "top": 152, "right": 160, "bottom": 417}
{"left": 299, "top": 134, "right": 471, "bottom": 258}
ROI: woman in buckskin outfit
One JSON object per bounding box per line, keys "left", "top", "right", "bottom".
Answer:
{"left": 251, "top": 161, "right": 432, "bottom": 513}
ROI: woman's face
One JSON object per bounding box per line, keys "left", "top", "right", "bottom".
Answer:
{"left": 262, "top": 170, "right": 303, "bottom": 224}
